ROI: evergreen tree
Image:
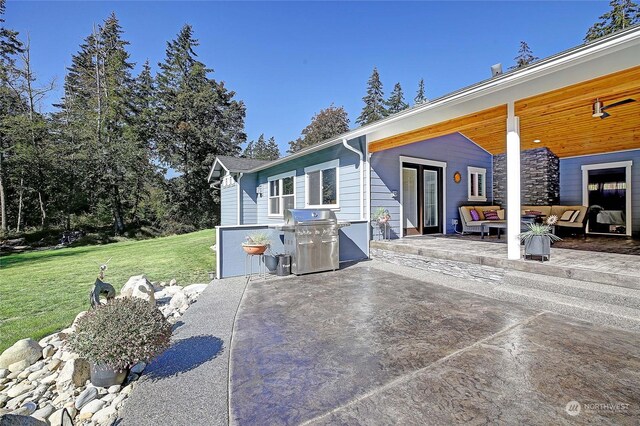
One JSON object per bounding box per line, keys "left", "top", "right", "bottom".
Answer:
{"left": 356, "top": 67, "right": 387, "bottom": 126}
{"left": 585, "top": 0, "right": 640, "bottom": 41}
{"left": 386, "top": 82, "right": 409, "bottom": 114}
{"left": 509, "top": 41, "right": 539, "bottom": 70}
{"left": 414, "top": 78, "right": 427, "bottom": 105}
{"left": 155, "top": 24, "right": 246, "bottom": 228}
{"left": 245, "top": 134, "right": 279, "bottom": 160}
{"left": 0, "top": 0, "right": 23, "bottom": 233}
{"left": 288, "top": 104, "right": 350, "bottom": 153}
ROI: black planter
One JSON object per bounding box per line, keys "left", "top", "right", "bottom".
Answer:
{"left": 524, "top": 235, "right": 551, "bottom": 262}
{"left": 90, "top": 363, "right": 127, "bottom": 387}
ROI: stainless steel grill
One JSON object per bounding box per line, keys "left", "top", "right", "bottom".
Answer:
{"left": 281, "top": 209, "right": 340, "bottom": 275}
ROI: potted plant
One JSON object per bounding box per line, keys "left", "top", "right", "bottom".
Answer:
{"left": 66, "top": 297, "right": 172, "bottom": 387}
{"left": 519, "top": 223, "right": 561, "bottom": 261}
{"left": 372, "top": 207, "right": 391, "bottom": 226}
{"left": 242, "top": 232, "right": 270, "bottom": 255}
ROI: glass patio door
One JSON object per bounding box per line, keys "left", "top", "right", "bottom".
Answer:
{"left": 402, "top": 163, "right": 443, "bottom": 236}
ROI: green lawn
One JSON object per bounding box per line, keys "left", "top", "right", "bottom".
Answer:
{"left": 0, "top": 229, "right": 215, "bottom": 352}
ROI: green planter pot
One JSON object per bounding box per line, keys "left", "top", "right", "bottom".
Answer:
{"left": 90, "top": 363, "right": 127, "bottom": 387}
{"left": 524, "top": 235, "right": 551, "bottom": 261}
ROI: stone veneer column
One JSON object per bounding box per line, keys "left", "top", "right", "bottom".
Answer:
{"left": 493, "top": 147, "right": 559, "bottom": 206}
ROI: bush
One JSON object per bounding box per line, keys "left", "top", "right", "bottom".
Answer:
{"left": 67, "top": 298, "right": 172, "bottom": 371}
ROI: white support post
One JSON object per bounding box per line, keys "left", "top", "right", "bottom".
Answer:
{"left": 506, "top": 107, "right": 521, "bottom": 260}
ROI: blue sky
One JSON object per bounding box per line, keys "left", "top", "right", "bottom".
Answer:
{"left": 7, "top": 1, "right": 609, "bottom": 154}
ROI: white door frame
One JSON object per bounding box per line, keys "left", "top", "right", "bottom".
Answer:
{"left": 581, "top": 160, "right": 632, "bottom": 236}
{"left": 399, "top": 156, "right": 447, "bottom": 237}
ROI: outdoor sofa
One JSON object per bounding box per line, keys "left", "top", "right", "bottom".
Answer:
{"left": 458, "top": 204, "right": 589, "bottom": 235}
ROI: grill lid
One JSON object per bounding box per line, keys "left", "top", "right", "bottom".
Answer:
{"left": 284, "top": 208, "right": 337, "bottom": 225}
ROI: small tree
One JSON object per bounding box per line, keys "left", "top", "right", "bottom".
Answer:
{"left": 386, "top": 82, "right": 409, "bottom": 114}
{"left": 509, "top": 41, "right": 539, "bottom": 70}
{"left": 356, "top": 67, "right": 387, "bottom": 126}
{"left": 244, "top": 134, "right": 279, "bottom": 160}
{"left": 287, "top": 104, "right": 349, "bottom": 153}
{"left": 414, "top": 78, "right": 427, "bottom": 105}
{"left": 585, "top": 0, "right": 640, "bottom": 41}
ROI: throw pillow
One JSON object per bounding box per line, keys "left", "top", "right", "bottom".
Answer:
{"left": 570, "top": 210, "right": 581, "bottom": 222}
{"left": 497, "top": 209, "right": 505, "bottom": 220}
{"left": 560, "top": 210, "right": 575, "bottom": 221}
{"left": 484, "top": 210, "right": 500, "bottom": 221}
{"left": 470, "top": 209, "right": 480, "bottom": 221}
{"left": 525, "top": 210, "right": 543, "bottom": 216}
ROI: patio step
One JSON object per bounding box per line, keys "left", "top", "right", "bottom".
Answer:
{"left": 493, "top": 283, "right": 640, "bottom": 332}
{"left": 504, "top": 270, "right": 640, "bottom": 310}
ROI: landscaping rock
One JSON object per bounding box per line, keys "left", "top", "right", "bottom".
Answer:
{"left": 168, "top": 278, "right": 177, "bottom": 286}
{"left": 71, "top": 311, "right": 87, "bottom": 328}
{"left": 183, "top": 284, "right": 207, "bottom": 298}
{"left": 30, "top": 404, "right": 54, "bottom": 421}
{"left": 78, "top": 399, "right": 104, "bottom": 420}
{"left": 41, "top": 346, "right": 55, "bottom": 360}
{"left": 74, "top": 387, "right": 97, "bottom": 410}
{"left": 47, "top": 359, "right": 61, "bottom": 372}
{"left": 92, "top": 405, "right": 116, "bottom": 424}
{"left": 56, "top": 358, "right": 90, "bottom": 391}
{"left": 163, "top": 285, "right": 183, "bottom": 296}
{"left": 47, "top": 409, "right": 69, "bottom": 426}
{"left": 169, "top": 291, "right": 189, "bottom": 311}
{"left": 7, "top": 361, "right": 29, "bottom": 374}
{"left": 6, "top": 382, "right": 34, "bottom": 399}
{"left": 39, "top": 373, "right": 57, "bottom": 386}
{"left": 0, "top": 370, "right": 8, "bottom": 379}
{"left": 13, "top": 401, "right": 36, "bottom": 416}
{"left": 0, "top": 413, "right": 47, "bottom": 426}
{"left": 129, "top": 362, "right": 146, "bottom": 375}
{"left": 110, "top": 393, "right": 127, "bottom": 408}
{"left": 106, "top": 385, "right": 120, "bottom": 394}
{"left": 120, "top": 275, "right": 156, "bottom": 305}
{"left": 0, "top": 339, "right": 43, "bottom": 370}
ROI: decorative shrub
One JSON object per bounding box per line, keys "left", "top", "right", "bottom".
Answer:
{"left": 67, "top": 297, "right": 172, "bottom": 372}
{"left": 518, "top": 223, "right": 562, "bottom": 244}
{"left": 243, "top": 232, "right": 270, "bottom": 246}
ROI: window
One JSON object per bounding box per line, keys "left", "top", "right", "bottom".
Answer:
{"left": 305, "top": 160, "right": 339, "bottom": 208}
{"left": 268, "top": 173, "right": 295, "bottom": 216}
{"left": 468, "top": 167, "right": 487, "bottom": 202}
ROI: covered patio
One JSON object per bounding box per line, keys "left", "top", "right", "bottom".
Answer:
{"left": 366, "top": 28, "right": 640, "bottom": 260}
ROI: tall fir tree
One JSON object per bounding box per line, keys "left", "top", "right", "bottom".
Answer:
{"left": 155, "top": 24, "right": 246, "bottom": 228}
{"left": 356, "top": 67, "right": 387, "bottom": 126}
{"left": 414, "top": 78, "right": 427, "bottom": 105}
{"left": 509, "top": 41, "right": 539, "bottom": 70}
{"left": 288, "top": 104, "right": 350, "bottom": 153}
{"left": 585, "top": 0, "right": 640, "bottom": 41}
{"left": 386, "top": 82, "right": 409, "bottom": 114}
{"left": 244, "top": 134, "right": 279, "bottom": 160}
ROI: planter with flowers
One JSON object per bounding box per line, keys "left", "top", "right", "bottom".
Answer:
{"left": 66, "top": 297, "right": 172, "bottom": 387}
{"left": 372, "top": 208, "right": 392, "bottom": 240}
{"left": 519, "top": 216, "right": 561, "bottom": 262}
{"left": 242, "top": 232, "right": 271, "bottom": 255}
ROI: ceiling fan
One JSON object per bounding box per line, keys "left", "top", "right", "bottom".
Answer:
{"left": 592, "top": 98, "right": 636, "bottom": 119}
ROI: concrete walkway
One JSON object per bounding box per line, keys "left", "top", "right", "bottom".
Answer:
{"left": 117, "top": 276, "right": 248, "bottom": 426}
{"left": 118, "top": 260, "right": 640, "bottom": 425}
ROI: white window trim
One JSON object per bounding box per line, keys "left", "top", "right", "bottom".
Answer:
{"left": 267, "top": 171, "right": 296, "bottom": 218}
{"left": 304, "top": 159, "right": 340, "bottom": 209}
{"left": 468, "top": 166, "right": 487, "bottom": 202}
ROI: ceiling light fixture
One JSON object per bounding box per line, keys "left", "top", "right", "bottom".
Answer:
{"left": 592, "top": 99, "right": 604, "bottom": 118}
{"left": 533, "top": 139, "right": 541, "bottom": 143}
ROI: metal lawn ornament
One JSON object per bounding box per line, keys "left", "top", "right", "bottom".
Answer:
{"left": 89, "top": 257, "right": 115, "bottom": 308}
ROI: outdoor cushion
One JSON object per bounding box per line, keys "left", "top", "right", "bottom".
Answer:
{"left": 557, "top": 220, "right": 583, "bottom": 228}
{"left": 570, "top": 210, "right": 581, "bottom": 222}
{"left": 560, "top": 210, "right": 576, "bottom": 221}
{"left": 470, "top": 209, "right": 480, "bottom": 221}
{"left": 521, "top": 206, "right": 552, "bottom": 216}
{"left": 484, "top": 210, "right": 500, "bottom": 220}
{"left": 459, "top": 207, "right": 473, "bottom": 224}
{"left": 525, "top": 210, "right": 544, "bottom": 216}
{"left": 497, "top": 209, "right": 505, "bottom": 220}
{"left": 475, "top": 205, "right": 501, "bottom": 220}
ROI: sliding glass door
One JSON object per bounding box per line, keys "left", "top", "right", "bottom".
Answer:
{"left": 402, "top": 163, "right": 443, "bottom": 236}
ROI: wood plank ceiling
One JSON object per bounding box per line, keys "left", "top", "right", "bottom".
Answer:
{"left": 368, "top": 66, "right": 640, "bottom": 158}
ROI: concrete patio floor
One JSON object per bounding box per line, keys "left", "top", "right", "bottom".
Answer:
{"left": 230, "top": 261, "right": 640, "bottom": 425}
{"left": 119, "top": 259, "right": 640, "bottom": 426}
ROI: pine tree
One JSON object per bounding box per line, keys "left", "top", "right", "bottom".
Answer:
{"left": 509, "top": 41, "right": 539, "bottom": 70}
{"left": 288, "top": 104, "right": 350, "bottom": 153}
{"left": 585, "top": 0, "right": 640, "bottom": 41}
{"left": 356, "top": 67, "right": 387, "bottom": 126}
{"left": 414, "top": 78, "right": 427, "bottom": 105}
{"left": 245, "top": 134, "right": 280, "bottom": 160}
{"left": 156, "top": 24, "right": 246, "bottom": 228}
{"left": 386, "top": 82, "right": 409, "bottom": 114}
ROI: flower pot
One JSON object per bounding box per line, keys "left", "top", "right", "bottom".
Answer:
{"left": 242, "top": 244, "right": 267, "bottom": 255}
{"left": 524, "top": 235, "right": 551, "bottom": 261}
{"left": 90, "top": 363, "right": 127, "bottom": 387}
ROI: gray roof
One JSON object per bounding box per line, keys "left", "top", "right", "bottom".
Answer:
{"left": 216, "top": 155, "right": 272, "bottom": 172}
